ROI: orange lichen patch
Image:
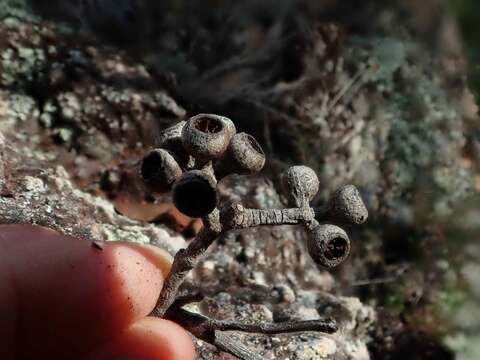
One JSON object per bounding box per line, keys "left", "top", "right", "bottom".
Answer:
{"left": 114, "top": 195, "right": 202, "bottom": 237}
{"left": 475, "top": 175, "right": 480, "bottom": 192}
{"left": 114, "top": 195, "right": 171, "bottom": 222}
{"left": 163, "top": 207, "right": 194, "bottom": 229}
{"left": 190, "top": 218, "right": 204, "bottom": 235}
{"left": 460, "top": 156, "right": 473, "bottom": 169}
{"left": 153, "top": 207, "right": 203, "bottom": 237}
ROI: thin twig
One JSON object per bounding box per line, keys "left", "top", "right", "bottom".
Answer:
{"left": 349, "top": 264, "right": 410, "bottom": 287}
{"left": 165, "top": 306, "right": 336, "bottom": 360}
{"left": 151, "top": 209, "right": 223, "bottom": 317}
{"left": 171, "top": 291, "right": 205, "bottom": 307}
{"left": 326, "top": 67, "right": 365, "bottom": 114}
{"left": 213, "top": 318, "right": 337, "bottom": 334}
{"left": 165, "top": 306, "right": 261, "bottom": 360}
{"left": 166, "top": 306, "right": 337, "bottom": 336}
{"left": 349, "top": 276, "right": 398, "bottom": 287}
{"left": 213, "top": 331, "right": 263, "bottom": 360}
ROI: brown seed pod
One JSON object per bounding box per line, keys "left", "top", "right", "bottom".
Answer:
{"left": 157, "top": 121, "right": 186, "bottom": 146}
{"left": 172, "top": 170, "right": 218, "bottom": 218}
{"left": 156, "top": 121, "right": 189, "bottom": 167}
{"left": 326, "top": 185, "right": 368, "bottom": 224}
{"left": 215, "top": 133, "right": 265, "bottom": 178}
{"left": 181, "top": 114, "right": 236, "bottom": 161}
{"left": 306, "top": 222, "right": 351, "bottom": 268}
{"left": 281, "top": 166, "right": 319, "bottom": 207}
{"left": 140, "top": 148, "right": 182, "bottom": 193}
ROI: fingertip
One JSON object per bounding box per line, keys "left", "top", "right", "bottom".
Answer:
{"left": 0, "top": 225, "right": 175, "bottom": 355}
{"left": 102, "top": 242, "right": 172, "bottom": 322}
{"left": 120, "top": 242, "right": 174, "bottom": 279}
{"left": 86, "top": 317, "right": 196, "bottom": 360}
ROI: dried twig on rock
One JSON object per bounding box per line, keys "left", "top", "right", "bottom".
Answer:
{"left": 140, "top": 113, "right": 368, "bottom": 359}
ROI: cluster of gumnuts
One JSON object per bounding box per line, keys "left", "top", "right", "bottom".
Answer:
{"left": 137, "top": 114, "right": 368, "bottom": 359}
{"left": 140, "top": 113, "right": 367, "bottom": 270}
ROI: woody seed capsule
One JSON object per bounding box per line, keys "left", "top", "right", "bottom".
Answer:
{"left": 182, "top": 114, "right": 236, "bottom": 161}
{"left": 140, "top": 148, "right": 182, "bottom": 193}
{"left": 215, "top": 132, "right": 266, "bottom": 178}
{"left": 156, "top": 121, "right": 189, "bottom": 167}
{"left": 306, "top": 222, "right": 351, "bottom": 269}
{"left": 281, "top": 166, "right": 319, "bottom": 207}
{"left": 172, "top": 170, "right": 218, "bottom": 218}
{"left": 325, "top": 185, "right": 368, "bottom": 224}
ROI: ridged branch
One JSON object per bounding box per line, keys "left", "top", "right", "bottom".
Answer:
{"left": 151, "top": 210, "right": 222, "bottom": 317}
{"left": 165, "top": 305, "right": 337, "bottom": 360}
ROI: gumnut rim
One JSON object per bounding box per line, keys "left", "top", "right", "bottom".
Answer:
{"left": 307, "top": 222, "right": 351, "bottom": 268}
{"left": 172, "top": 170, "right": 218, "bottom": 218}
{"left": 181, "top": 114, "right": 236, "bottom": 161}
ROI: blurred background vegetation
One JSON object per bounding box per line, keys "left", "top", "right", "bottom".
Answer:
{"left": 450, "top": 0, "right": 480, "bottom": 100}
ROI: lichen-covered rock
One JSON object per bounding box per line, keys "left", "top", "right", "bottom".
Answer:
{"left": 190, "top": 288, "right": 373, "bottom": 360}
{"left": 0, "top": 131, "right": 185, "bottom": 253}
{"left": 0, "top": 9, "right": 186, "bottom": 181}
{"left": 291, "top": 34, "right": 474, "bottom": 225}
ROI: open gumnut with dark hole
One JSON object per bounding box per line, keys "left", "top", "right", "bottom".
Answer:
{"left": 181, "top": 114, "right": 236, "bottom": 162}
{"left": 140, "top": 148, "right": 182, "bottom": 194}
{"left": 306, "top": 222, "right": 351, "bottom": 268}
{"left": 172, "top": 170, "right": 218, "bottom": 218}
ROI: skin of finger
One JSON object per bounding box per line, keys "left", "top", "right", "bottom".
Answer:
{"left": 0, "top": 224, "right": 174, "bottom": 359}
{"left": 84, "top": 317, "right": 196, "bottom": 360}
{"left": 0, "top": 264, "right": 16, "bottom": 360}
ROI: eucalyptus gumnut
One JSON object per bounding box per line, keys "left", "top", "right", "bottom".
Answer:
{"left": 181, "top": 114, "right": 236, "bottom": 161}
{"left": 326, "top": 185, "right": 368, "bottom": 224}
{"left": 281, "top": 166, "right": 319, "bottom": 207}
{"left": 156, "top": 121, "right": 189, "bottom": 167}
{"left": 215, "top": 132, "right": 266, "bottom": 178}
{"left": 140, "top": 148, "right": 182, "bottom": 193}
{"left": 172, "top": 170, "right": 218, "bottom": 218}
{"left": 306, "top": 222, "right": 351, "bottom": 268}
{"left": 158, "top": 121, "right": 186, "bottom": 146}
